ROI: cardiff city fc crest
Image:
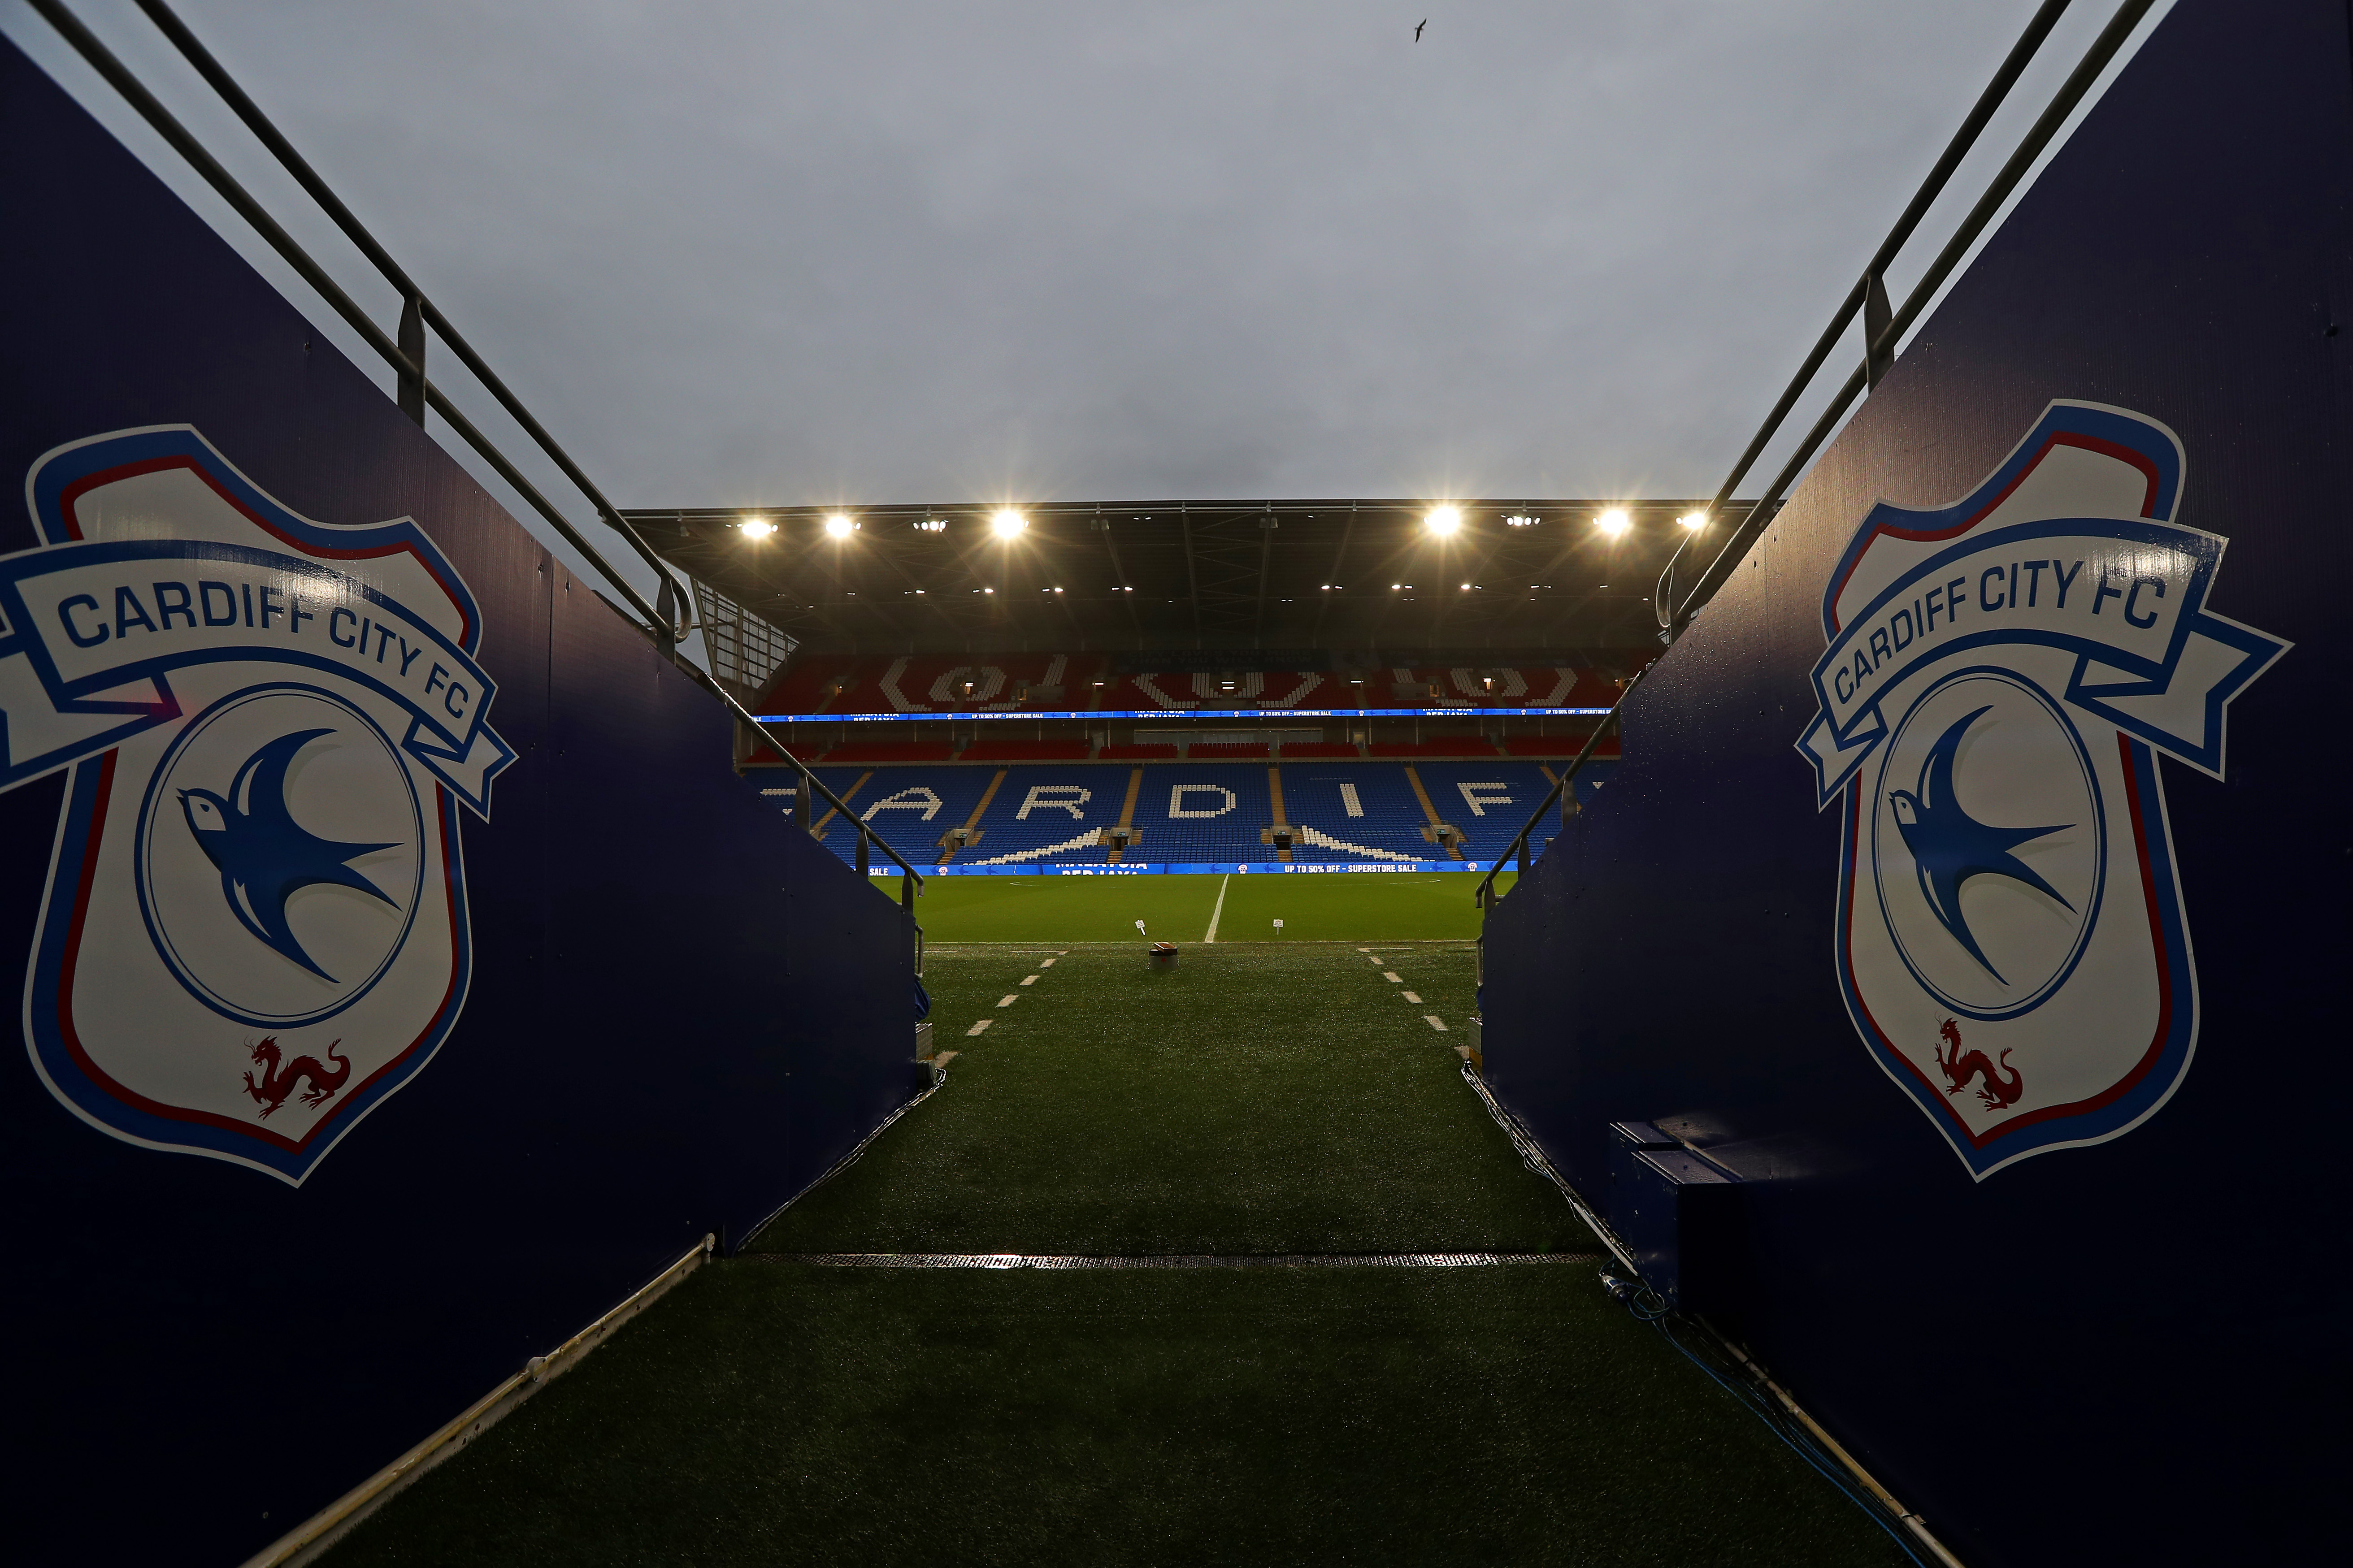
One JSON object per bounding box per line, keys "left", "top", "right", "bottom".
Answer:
{"left": 1796, "top": 403, "right": 2288, "bottom": 1178}
{"left": 1, "top": 427, "right": 514, "bottom": 1183}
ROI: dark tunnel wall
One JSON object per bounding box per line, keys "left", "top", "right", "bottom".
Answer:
{"left": 1482, "top": 3, "right": 2349, "bottom": 1564}
{"left": 0, "top": 37, "right": 917, "bottom": 1566}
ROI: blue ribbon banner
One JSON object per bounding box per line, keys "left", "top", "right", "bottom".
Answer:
{"left": 0, "top": 537, "right": 515, "bottom": 813}
{"left": 1795, "top": 515, "right": 2288, "bottom": 806}
{"left": 763, "top": 706, "right": 1610, "bottom": 722}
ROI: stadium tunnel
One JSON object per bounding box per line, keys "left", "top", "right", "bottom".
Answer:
{"left": 2, "top": 2, "right": 2342, "bottom": 1565}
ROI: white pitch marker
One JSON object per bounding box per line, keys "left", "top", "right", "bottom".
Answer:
{"left": 1272, "top": 918, "right": 1285, "bottom": 937}
{"left": 1402, "top": 991, "right": 1422, "bottom": 1004}
{"left": 966, "top": 1019, "right": 994, "bottom": 1037}
{"left": 1039, "top": 958, "right": 1057, "bottom": 968}
{"left": 1203, "top": 874, "right": 1231, "bottom": 943}
{"left": 997, "top": 995, "right": 1019, "bottom": 1008}
{"left": 1020, "top": 975, "right": 1039, "bottom": 986}
{"left": 1424, "top": 1015, "right": 1448, "bottom": 1031}
{"left": 1383, "top": 971, "right": 1402, "bottom": 983}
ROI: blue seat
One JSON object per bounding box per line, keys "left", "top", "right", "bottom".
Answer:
{"left": 959, "top": 766, "right": 1124, "bottom": 865}
{"left": 1134, "top": 764, "right": 1274, "bottom": 863}
{"left": 1277, "top": 763, "right": 1434, "bottom": 862}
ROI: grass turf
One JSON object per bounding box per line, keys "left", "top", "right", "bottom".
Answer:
{"left": 327, "top": 935, "right": 1909, "bottom": 1566}
{"left": 911, "top": 869, "right": 1515, "bottom": 944}
{"left": 766, "top": 942, "right": 1574, "bottom": 1254}
{"left": 329, "top": 1264, "right": 1910, "bottom": 1568}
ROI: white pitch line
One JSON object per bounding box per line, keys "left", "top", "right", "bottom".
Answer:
{"left": 1383, "top": 971, "right": 1402, "bottom": 983}
{"left": 1424, "top": 1015, "right": 1447, "bottom": 1031}
{"left": 1020, "top": 975, "right": 1039, "bottom": 986}
{"left": 1401, "top": 991, "right": 1422, "bottom": 1004}
{"left": 996, "top": 995, "right": 1018, "bottom": 1008}
{"left": 1203, "top": 873, "right": 1231, "bottom": 943}
{"left": 1039, "top": 958, "right": 1056, "bottom": 968}
{"left": 966, "top": 1019, "right": 993, "bottom": 1037}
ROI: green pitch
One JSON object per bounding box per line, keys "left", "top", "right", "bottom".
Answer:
{"left": 335, "top": 942, "right": 1908, "bottom": 1568}
{"left": 910, "top": 868, "right": 1517, "bottom": 943}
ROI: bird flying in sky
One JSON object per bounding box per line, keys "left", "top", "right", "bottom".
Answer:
{"left": 1887, "top": 706, "right": 2073, "bottom": 983}
{"left": 1415, "top": 20, "right": 1427, "bottom": 42}
{"left": 179, "top": 728, "right": 400, "bottom": 983}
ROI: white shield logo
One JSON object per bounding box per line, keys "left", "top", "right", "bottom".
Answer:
{"left": 2, "top": 427, "right": 515, "bottom": 1183}
{"left": 1796, "top": 403, "right": 2288, "bottom": 1177}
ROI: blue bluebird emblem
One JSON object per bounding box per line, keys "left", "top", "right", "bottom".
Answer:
{"left": 177, "top": 728, "right": 401, "bottom": 982}
{"left": 1887, "top": 706, "right": 2074, "bottom": 983}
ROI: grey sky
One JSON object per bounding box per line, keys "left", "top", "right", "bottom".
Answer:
{"left": 11, "top": 2, "right": 2158, "bottom": 513}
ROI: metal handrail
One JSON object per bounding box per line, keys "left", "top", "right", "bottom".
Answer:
{"left": 1665, "top": 0, "right": 2157, "bottom": 642}
{"left": 1478, "top": 0, "right": 2158, "bottom": 909}
{"left": 23, "top": 0, "right": 926, "bottom": 897}
{"left": 1467, "top": 675, "right": 1637, "bottom": 910}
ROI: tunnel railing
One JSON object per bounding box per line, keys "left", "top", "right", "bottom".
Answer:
{"left": 1474, "top": 0, "right": 2158, "bottom": 910}
{"left": 22, "top": 0, "right": 927, "bottom": 906}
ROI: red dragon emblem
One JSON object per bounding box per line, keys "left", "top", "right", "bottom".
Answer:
{"left": 1934, "top": 1018, "right": 2023, "bottom": 1110}
{"left": 241, "top": 1037, "right": 350, "bottom": 1119}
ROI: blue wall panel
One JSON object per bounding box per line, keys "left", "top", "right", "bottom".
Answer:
{"left": 1482, "top": 5, "right": 2347, "bottom": 1563}
{"left": 0, "top": 38, "right": 913, "bottom": 1564}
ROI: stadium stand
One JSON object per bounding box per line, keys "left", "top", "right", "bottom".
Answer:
{"left": 1135, "top": 763, "right": 1274, "bottom": 862}
{"left": 1098, "top": 742, "right": 1180, "bottom": 761}
{"left": 1276, "top": 741, "right": 1363, "bottom": 759}
{"left": 760, "top": 754, "right": 1619, "bottom": 870}
{"left": 1278, "top": 763, "right": 1435, "bottom": 862}
{"left": 959, "top": 768, "right": 1124, "bottom": 865}
{"left": 768, "top": 765, "right": 996, "bottom": 864}
{"left": 1411, "top": 761, "right": 1569, "bottom": 861}
{"left": 750, "top": 652, "right": 1641, "bottom": 716}
{"left": 1190, "top": 741, "right": 1271, "bottom": 759}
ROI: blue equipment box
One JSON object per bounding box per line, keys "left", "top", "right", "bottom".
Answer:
{"left": 1611, "top": 1138, "right": 1740, "bottom": 1312}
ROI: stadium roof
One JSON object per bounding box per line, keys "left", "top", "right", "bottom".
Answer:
{"left": 627, "top": 498, "right": 1758, "bottom": 656}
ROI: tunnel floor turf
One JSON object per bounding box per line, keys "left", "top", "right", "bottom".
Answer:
{"left": 329, "top": 944, "right": 1912, "bottom": 1567}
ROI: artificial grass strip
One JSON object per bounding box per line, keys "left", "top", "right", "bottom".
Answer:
{"left": 330, "top": 1262, "right": 1911, "bottom": 1568}
{"left": 760, "top": 943, "right": 1565, "bottom": 1256}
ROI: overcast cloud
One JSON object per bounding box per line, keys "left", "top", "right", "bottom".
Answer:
{"left": 9, "top": 2, "right": 2156, "bottom": 511}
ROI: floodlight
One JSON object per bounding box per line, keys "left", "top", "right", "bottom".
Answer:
{"left": 824, "top": 514, "right": 853, "bottom": 538}
{"left": 991, "top": 509, "right": 1027, "bottom": 538}
{"left": 1678, "top": 512, "right": 1706, "bottom": 530}
{"left": 1460, "top": 582, "right": 1471, "bottom": 591}
{"left": 1425, "top": 506, "right": 1463, "bottom": 536}
{"left": 739, "top": 517, "right": 775, "bottom": 538}
{"left": 1504, "top": 514, "right": 1539, "bottom": 528}
{"left": 915, "top": 518, "right": 946, "bottom": 533}
{"left": 1595, "top": 509, "right": 1631, "bottom": 538}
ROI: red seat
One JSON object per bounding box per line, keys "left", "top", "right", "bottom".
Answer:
{"left": 959, "top": 738, "right": 1092, "bottom": 762}
{"left": 818, "top": 741, "right": 959, "bottom": 764}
